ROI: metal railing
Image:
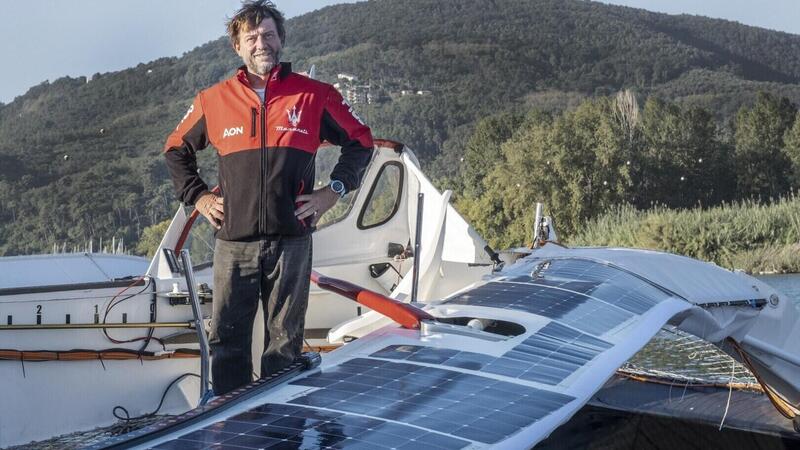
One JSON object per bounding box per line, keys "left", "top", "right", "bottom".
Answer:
{"left": 179, "top": 250, "right": 211, "bottom": 402}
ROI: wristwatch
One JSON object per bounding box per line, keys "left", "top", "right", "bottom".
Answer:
{"left": 329, "top": 179, "right": 346, "bottom": 198}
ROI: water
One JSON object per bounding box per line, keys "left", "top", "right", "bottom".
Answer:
{"left": 755, "top": 273, "right": 800, "bottom": 312}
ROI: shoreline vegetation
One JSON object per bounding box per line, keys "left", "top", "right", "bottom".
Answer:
{"left": 452, "top": 89, "right": 800, "bottom": 275}
{"left": 566, "top": 196, "right": 800, "bottom": 274}
{"left": 4, "top": 0, "right": 800, "bottom": 258}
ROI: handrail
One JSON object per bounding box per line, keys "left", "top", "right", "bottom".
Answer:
{"left": 175, "top": 186, "right": 221, "bottom": 253}
{"left": 179, "top": 250, "right": 211, "bottom": 402}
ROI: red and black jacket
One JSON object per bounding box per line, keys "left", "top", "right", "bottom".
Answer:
{"left": 164, "top": 63, "right": 373, "bottom": 240}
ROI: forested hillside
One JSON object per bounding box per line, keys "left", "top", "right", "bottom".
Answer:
{"left": 1, "top": 0, "right": 800, "bottom": 255}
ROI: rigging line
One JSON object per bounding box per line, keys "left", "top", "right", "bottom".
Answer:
{"left": 0, "top": 291, "right": 159, "bottom": 304}
{"left": 189, "top": 231, "right": 215, "bottom": 254}
{"left": 667, "top": 381, "right": 673, "bottom": 404}
{"left": 731, "top": 339, "right": 797, "bottom": 419}
{"left": 718, "top": 357, "right": 736, "bottom": 430}
{"left": 680, "top": 380, "right": 689, "bottom": 402}
{"left": 84, "top": 253, "right": 114, "bottom": 280}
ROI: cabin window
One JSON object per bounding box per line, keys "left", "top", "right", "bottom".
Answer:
{"left": 315, "top": 146, "right": 359, "bottom": 229}
{"left": 358, "top": 162, "right": 403, "bottom": 229}
{"left": 184, "top": 218, "right": 216, "bottom": 269}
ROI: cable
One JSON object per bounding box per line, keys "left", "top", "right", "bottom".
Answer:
{"left": 113, "top": 373, "right": 201, "bottom": 422}
{"left": 102, "top": 277, "right": 166, "bottom": 351}
{"left": 718, "top": 357, "right": 736, "bottom": 430}
{"left": 137, "top": 278, "right": 159, "bottom": 353}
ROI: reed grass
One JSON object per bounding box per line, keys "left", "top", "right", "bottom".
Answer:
{"left": 568, "top": 196, "right": 800, "bottom": 273}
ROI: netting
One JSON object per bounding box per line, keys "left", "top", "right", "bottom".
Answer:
{"left": 621, "top": 325, "right": 759, "bottom": 389}
{"left": 6, "top": 416, "right": 166, "bottom": 450}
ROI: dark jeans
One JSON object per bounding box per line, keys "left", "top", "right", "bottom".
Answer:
{"left": 209, "top": 235, "right": 312, "bottom": 395}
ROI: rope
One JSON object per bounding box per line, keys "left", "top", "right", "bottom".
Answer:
{"left": 718, "top": 357, "right": 736, "bottom": 430}
{"left": 729, "top": 338, "right": 799, "bottom": 420}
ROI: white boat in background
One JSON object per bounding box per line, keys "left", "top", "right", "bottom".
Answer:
{"left": 0, "top": 141, "right": 495, "bottom": 448}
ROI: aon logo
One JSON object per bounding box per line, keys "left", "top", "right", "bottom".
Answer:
{"left": 223, "top": 126, "right": 244, "bottom": 138}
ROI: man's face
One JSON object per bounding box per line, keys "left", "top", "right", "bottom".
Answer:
{"left": 235, "top": 17, "right": 282, "bottom": 76}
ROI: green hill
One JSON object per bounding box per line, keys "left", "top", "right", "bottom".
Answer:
{"left": 1, "top": 0, "right": 800, "bottom": 255}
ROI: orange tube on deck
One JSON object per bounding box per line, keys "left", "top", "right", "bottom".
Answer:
{"left": 311, "top": 271, "right": 434, "bottom": 329}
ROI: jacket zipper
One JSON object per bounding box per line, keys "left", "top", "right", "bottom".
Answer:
{"left": 260, "top": 95, "right": 268, "bottom": 236}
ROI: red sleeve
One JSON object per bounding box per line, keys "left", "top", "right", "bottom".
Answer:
{"left": 163, "top": 94, "right": 211, "bottom": 205}
{"left": 320, "top": 86, "right": 374, "bottom": 191}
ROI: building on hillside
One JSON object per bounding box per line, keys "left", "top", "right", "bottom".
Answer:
{"left": 337, "top": 73, "right": 358, "bottom": 83}
{"left": 345, "top": 85, "right": 372, "bottom": 105}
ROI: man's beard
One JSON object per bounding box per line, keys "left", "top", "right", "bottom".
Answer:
{"left": 246, "top": 48, "right": 280, "bottom": 76}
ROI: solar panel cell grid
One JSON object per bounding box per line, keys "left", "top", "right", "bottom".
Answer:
{"left": 443, "top": 281, "right": 632, "bottom": 335}
{"left": 286, "top": 358, "right": 574, "bottom": 444}
{"left": 151, "top": 402, "right": 471, "bottom": 450}
{"left": 531, "top": 259, "right": 672, "bottom": 313}
{"left": 370, "top": 321, "right": 612, "bottom": 386}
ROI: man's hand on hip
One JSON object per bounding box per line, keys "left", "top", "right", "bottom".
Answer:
{"left": 196, "top": 193, "right": 224, "bottom": 229}
{"left": 295, "top": 188, "right": 340, "bottom": 227}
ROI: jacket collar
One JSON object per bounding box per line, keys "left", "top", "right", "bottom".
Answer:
{"left": 235, "top": 62, "right": 293, "bottom": 88}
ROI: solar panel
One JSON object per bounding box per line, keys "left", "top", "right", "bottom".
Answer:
{"left": 532, "top": 258, "right": 621, "bottom": 283}
{"left": 372, "top": 322, "right": 612, "bottom": 386}
{"left": 151, "top": 402, "right": 470, "bottom": 450}
{"left": 288, "top": 358, "right": 574, "bottom": 444}
{"left": 444, "top": 259, "right": 672, "bottom": 332}
{"left": 443, "top": 281, "right": 632, "bottom": 335}
{"left": 529, "top": 259, "right": 672, "bottom": 314}
{"left": 142, "top": 258, "right": 679, "bottom": 450}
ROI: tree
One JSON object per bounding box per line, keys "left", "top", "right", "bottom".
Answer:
{"left": 460, "top": 112, "right": 525, "bottom": 199}
{"left": 783, "top": 114, "right": 800, "bottom": 189}
{"left": 135, "top": 219, "right": 171, "bottom": 257}
{"left": 638, "top": 98, "right": 732, "bottom": 208}
{"left": 734, "top": 92, "right": 797, "bottom": 199}
{"left": 459, "top": 97, "right": 636, "bottom": 245}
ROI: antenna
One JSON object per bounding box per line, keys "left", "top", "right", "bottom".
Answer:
{"left": 411, "top": 193, "right": 424, "bottom": 303}
{"left": 532, "top": 202, "right": 543, "bottom": 248}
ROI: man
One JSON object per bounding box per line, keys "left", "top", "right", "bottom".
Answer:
{"left": 164, "top": 0, "right": 373, "bottom": 395}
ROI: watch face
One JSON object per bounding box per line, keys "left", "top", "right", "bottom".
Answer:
{"left": 331, "top": 180, "right": 345, "bottom": 194}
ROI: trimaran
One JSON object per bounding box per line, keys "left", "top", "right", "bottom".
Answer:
{"left": 1, "top": 140, "right": 799, "bottom": 449}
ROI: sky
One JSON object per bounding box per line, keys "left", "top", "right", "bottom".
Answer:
{"left": 0, "top": 0, "right": 797, "bottom": 104}
{"left": 599, "top": 0, "right": 799, "bottom": 35}
{"left": 0, "top": 0, "right": 358, "bottom": 103}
